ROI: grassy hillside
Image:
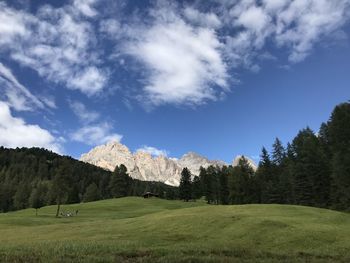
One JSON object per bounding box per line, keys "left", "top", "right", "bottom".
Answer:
{"left": 0, "top": 197, "right": 350, "bottom": 262}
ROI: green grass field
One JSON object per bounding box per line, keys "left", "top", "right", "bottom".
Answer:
{"left": 0, "top": 197, "right": 350, "bottom": 262}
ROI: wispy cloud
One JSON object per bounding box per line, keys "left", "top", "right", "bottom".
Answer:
{"left": 273, "top": 0, "right": 350, "bottom": 62}
{"left": 136, "top": 145, "right": 169, "bottom": 157}
{"left": 184, "top": 7, "right": 221, "bottom": 29}
{"left": 0, "top": 1, "right": 108, "bottom": 96}
{"left": 70, "top": 122, "right": 122, "bottom": 146}
{"left": 222, "top": 0, "right": 350, "bottom": 66}
{"left": 0, "top": 62, "right": 54, "bottom": 111}
{"left": 68, "top": 100, "right": 122, "bottom": 146}
{"left": 69, "top": 100, "right": 100, "bottom": 124}
{"left": 1, "top": 0, "right": 350, "bottom": 110}
{"left": 73, "top": 0, "right": 98, "bottom": 17}
{"left": 120, "top": 0, "right": 350, "bottom": 107}
{"left": 125, "top": 7, "right": 228, "bottom": 107}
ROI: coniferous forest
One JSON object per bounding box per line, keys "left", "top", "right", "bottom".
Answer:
{"left": 0, "top": 102, "right": 349, "bottom": 213}
{"left": 178, "top": 102, "right": 350, "bottom": 210}
{"left": 0, "top": 149, "right": 178, "bottom": 213}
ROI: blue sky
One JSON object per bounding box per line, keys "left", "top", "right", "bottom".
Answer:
{"left": 0, "top": 0, "right": 349, "bottom": 163}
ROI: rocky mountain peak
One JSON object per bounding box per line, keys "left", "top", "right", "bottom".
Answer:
{"left": 232, "top": 155, "right": 257, "bottom": 171}
{"left": 134, "top": 150, "right": 153, "bottom": 159}
{"left": 180, "top": 151, "right": 208, "bottom": 162}
{"left": 80, "top": 141, "right": 255, "bottom": 186}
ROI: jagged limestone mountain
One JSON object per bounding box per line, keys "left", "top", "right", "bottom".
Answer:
{"left": 80, "top": 141, "right": 183, "bottom": 185}
{"left": 232, "top": 155, "right": 258, "bottom": 171}
{"left": 80, "top": 141, "right": 257, "bottom": 186}
{"left": 177, "top": 152, "right": 227, "bottom": 176}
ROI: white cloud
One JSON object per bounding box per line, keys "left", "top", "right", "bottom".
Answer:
{"left": 71, "top": 123, "right": 122, "bottom": 146}
{"left": 0, "top": 101, "right": 62, "bottom": 153}
{"left": 1, "top": 0, "right": 350, "bottom": 110}
{"left": 0, "top": 2, "right": 29, "bottom": 45}
{"left": 136, "top": 145, "right": 169, "bottom": 157}
{"left": 263, "top": 0, "right": 288, "bottom": 12}
{"left": 116, "top": 1, "right": 350, "bottom": 107}
{"left": 223, "top": 0, "right": 350, "bottom": 65}
{"left": 125, "top": 10, "right": 228, "bottom": 106}
{"left": 73, "top": 0, "right": 98, "bottom": 17}
{"left": 0, "top": 62, "right": 54, "bottom": 111}
{"left": 236, "top": 5, "right": 271, "bottom": 32}
{"left": 0, "top": 2, "right": 108, "bottom": 96}
{"left": 69, "top": 100, "right": 100, "bottom": 123}
{"left": 184, "top": 7, "right": 221, "bottom": 28}
{"left": 69, "top": 67, "right": 108, "bottom": 95}
{"left": 274, "top": 0, "right": 350, "bottom": 63}
{"left": 99, "top": 19, "right": 121, "bottom": 37}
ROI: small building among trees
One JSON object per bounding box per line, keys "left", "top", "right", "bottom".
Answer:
{"left": 143, "top": 192, "right": 159, "bottom": 198}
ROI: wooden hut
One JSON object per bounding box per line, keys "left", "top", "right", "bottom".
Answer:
{"left": 143, "top": 192, "right": 159, "bottom": 198}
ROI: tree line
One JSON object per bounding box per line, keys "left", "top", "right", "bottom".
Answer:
{"left": 179, "top": 102, "right": 350, "bottom": 210}
{"left": 1, "top": 102, "right": 349, "bottom": 214}
{"left": 0, "top": 148, "right": 178, "bottom": 214}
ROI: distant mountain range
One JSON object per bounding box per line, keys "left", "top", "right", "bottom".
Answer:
{"left": 80, "top": 141, "right": 257, "bottom": 186}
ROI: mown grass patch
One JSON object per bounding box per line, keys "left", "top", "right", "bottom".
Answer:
{"left": 0, "top": 197, "right": 349, "bottom": 262}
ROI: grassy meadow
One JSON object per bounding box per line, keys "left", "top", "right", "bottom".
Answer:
{"left": 0, "top": 197, "right": 350, "bottom": 262}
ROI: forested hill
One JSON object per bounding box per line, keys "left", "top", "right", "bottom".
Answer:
{"left": 0, "top": 147, "right": 178, "bottom": 212}
{"left": 1, "top": 102, "right": 349, "bottom": 213}
{"left": 177, "top": 102, "right": 350, "bottom": 211}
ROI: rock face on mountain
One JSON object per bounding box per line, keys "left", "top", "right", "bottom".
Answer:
{"left": 80, "top": 141, "right": 183, "bottom": 185}
{"left": 232, "top": 155, "right": 258, "bottom": 171}
{"left": 177, "top": 152, "right": 227, "bottom": 176}
{"left": 80, "top": 141, "right": 257, "bottom": 186}
{"left": 79, "top": 141, "right": 141, "bottom": 179}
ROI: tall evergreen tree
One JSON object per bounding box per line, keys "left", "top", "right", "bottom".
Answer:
{"left": 256, "top": 147, "right": 273, "bottom": 203}
{"left": 179, "top": 168, "right": 192, "bottom": 201}
{"left": 219, "top": 167, "right": 230, "bottom": 205}
{"left": 291, "top": 128, "right": 330, "bottom": 207}
{"left": 13, "top": 182, "right": 31, "bottom": 210}
{"left": 199, "top": 166, "right": 214, "bottom": 204}
{"left": 29, "top": 184, "right": 46, "bottom": 216}
{"left": 0, "top": 180, "right": 14, "bottom": 212}
{"left": 272, "top": 138, "right": 286, "bottom": 166}
{"left": 51, "top": 163, "right": 71, "bottom": 217}
{"left": 327, "top": 102, "right": 350, "bottom": 209}
{"left": 271, "top": 138, "right": 288, "bottom": 204}
{"left": 109, "top": 164, "right": 131, "bottom": 198}
{"left": 229, "top": 157, "right": 255, "bottom": 204}
{"left": 83, "top": 183, "right": 101, "bottom": 202}
{"left": 192, "top": 176, "right": 202, "bottom": 200}
{"left": 207, "top": 166, "right": 220, "bottom": 204}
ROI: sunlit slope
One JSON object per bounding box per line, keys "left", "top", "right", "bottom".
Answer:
{"left": 0, "top": 197, "right": 350, "bottom": 262}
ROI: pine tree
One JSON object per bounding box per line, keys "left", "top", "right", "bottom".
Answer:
{"left": 284, "top": 142, "right": 296, "bottom": 204}
{"left": 191, "top": 176, "right": 202, "bottom": 200}
{"left": 13, "top": 182, "right": 31, "bottom": 210}
{"left": 272, "top": 138, "right": 286, "bottom": 166}
{"left": 256, "top": 147, "right": 272, "bottom": 203}
{"left": 179, "top": 167, "right": 192, "bottom": 202}
{"left": 51, "top": 163, "right": 70, "bottom": 217}
{"left": 230, "top": 157, "right": 254, "bottom": 204}
{"left": 29, "top": 185, "right": 45, "bottom": 216}
{"left": 199, "top": 166, "right": 214, "bottom": 204}
{"left": 219, "top": 167, "right": 230, "bottom": 205}
{"left": 292, "top": 128, "right": 330, "bottom": 207}
{"left": 109, "top": 164, "right": 131, "bottom": 198}
{"left": 207, "top": 166, "right": 220, "bottom": 204}
{"left": 327, "top": 102, "right": 350, "bottom": 209}
{"left": 0, "top": 180, "right": 14, "bottom": 212}
{"left": 83, "top": 183, "right": 101, "bottom": 202}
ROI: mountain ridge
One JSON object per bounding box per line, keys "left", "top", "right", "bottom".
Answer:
{"left": 80, "top": 141, "right": 257, "bottom": 186}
